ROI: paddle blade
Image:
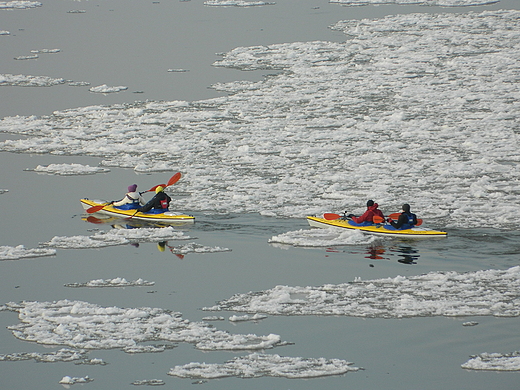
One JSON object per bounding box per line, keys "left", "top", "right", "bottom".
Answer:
{"left": 373, "top": 216, "right": 384, "bottom": 223}
{"left": 166, "top": 172, "right": 182, "bottom": 187}
{"left": 388, "top": 213, "right": 401, "bottom": 219}
{"left": 86, "top": 204, "right": 106, "bottom": 214}
{"left": 416, "top": 219, "right": 423, "bottom": 226}
{"left": 324, "top": 213, "right": 341, "bottom": 220}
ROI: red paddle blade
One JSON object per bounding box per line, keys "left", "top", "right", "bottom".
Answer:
{"left": 86, "top": 204, "right": 106, "bottom": 214}
{"left": 388, "top": 213, "right": 401, "bottom": 219}
{"left": 166, "top": 172, "right": 181, "bottom": 187}
{"left": 86, "top": 216, "right": 104, "bottom": 224}
{"left": 416, "top": 219, "right": 423, "bottom": 226}
{"left": 324, "top": 213, "right": 341, "bottom": 220}
{"left": 373, "top": 216, "right": 384, "bottom": 223}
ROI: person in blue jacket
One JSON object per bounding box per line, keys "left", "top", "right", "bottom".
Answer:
{"left": 388, "top": 204, "right": 417, "bottom": 229}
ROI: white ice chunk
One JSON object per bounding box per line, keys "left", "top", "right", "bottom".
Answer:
{"left": 0, "top": 244, "right": 56, "bottom": 260}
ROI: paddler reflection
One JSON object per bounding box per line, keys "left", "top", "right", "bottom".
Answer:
{"left": 364, "top": 244, "right": 420, "bottom": 265}
{"left": 157, "top": 241, "right": 185, "bottom": 259}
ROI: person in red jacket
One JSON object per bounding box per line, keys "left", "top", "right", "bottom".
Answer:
{"left": 347, "top": 200, "right": 384, "bottom": 224}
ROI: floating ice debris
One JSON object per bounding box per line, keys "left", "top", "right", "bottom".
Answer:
{"left": 68, "top": 81, "right": 91, "bottom": 87}
{"left": 0, "top": 73, "right": 66, "bottom": 87}
{"left": 64, "top": 278, "right": 155, "bottom": 288}
{"left": 0, "top": 244, "right": 56, "bottom": 260}
{"left": 41, "top": 227, "right": 193, "bottom": 249}
{"left": 132, "top": 379, "right": 165, "bottom": 386}
{"left": 67, "top": 9, "right": 86, "bottom": 13}
{"left": 329, "top": 0, "right": 497, "bottom": 5}
{"left": 204, "top": 0, "right": 274, "bottom": 5}
{"left": 59, "top": 375, "right": 93, "bottom": 385}
{"left": 0, "top": 348, "right": 88, "bottom": 363}
{"left": 30, "top": 48, "right": 60, "bottom": 54}
{"left": 167, "top": 68, "right": 189, "bottom": 73}
{"left": 202, "top": 316, "right": 225, "bottom": 321}
{"left": 229, "top": 313, "right": 267, "bottom": 322}
{"left": 269, "top": 227, "right": 378, "bottom": 247}
{"left": 89, "top": 84, "right": 128, "bottom": 93}
{"left": 3, "top": 300, "right": 285, "bottom": 352}
{"left": 14, "top": 54, "right": 38, "bottom": 60}
{"left": 0, "top": 30, "right": 10, "bottom": 35}
{"left": 1, "top": 11, "right": 520, "bottom": 228}
{"left": 461, "top": 351, "right": 520, "bottom": 371}
{"left": 0, "top": 1, "right": 42, "bottom": 10}
{"left": 134, "top": 161, "right": 178, "bottom": 173}
{"left": 204, "top": 266, "right": 520, "bottom": 318}
{"left": 170, "top": 243, "right": 231, "bottom": 255}
{"left": 124, "top": 345, "right": 175, "bottom": 354}
{"left": 30, "top": 163, "right": 110, "bottom": 175}
{"left": 0, "top": 189, "right": 8, "bottom": 194}
{"left": 462, "top": 321, "right": 479, "bottom": 326}
{"left": 169, "top": 353, "right": 359, "bottom": 379}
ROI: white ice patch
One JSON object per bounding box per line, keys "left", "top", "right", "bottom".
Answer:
{"left": 0, "top": 244, "right": 56, "bottom": 260}
{"left": 229, "top": 313, "right": 267, "bottom": 322}
{"left": 30, "top": 48, "right": 60, "bottom": 54}
{"left": 168, "top": 353, "right": 359, "bottom": 379}
{"left": 41, "top": 227, "right": 192, "bottom": 249}
{"left": 1, "top": 11, "right": 520, "bottom": 228}
{"left": 268, "top": 227, "right": 378, "bottom": 247}
{"left": 0, "top": 348, "right": 106, "bottom": 364}
{"left": 0, "top": 1, "right": 42, "bottom": 10}
{"left": 3, "top": 300, "right": 285, "bottom": 352}
{"left": 461, "top": 351, "right": 520, "bottom": 371}
{"left": 30, "top": 163, "right": 110, "bottom": 175}
{"left": 0, "top": 30, "right": 10, "bottom": 35}
{"left": 169, "top": 242, "right": 231, "bottom": 254}
{"left": 131, "top": 379, "right": 166, "bottom": 386}
{"left": 14, "top": 54, "right": 38, "bottom": 60}
{"left": 330, "top": 0, "right": 497, "bottom": 5}
{"left": 204, "top": 0, "right": 275, "bottom": 6}
{"left": 64, "top": 278, "right": 155, "bottom": 288}
{"left": 89, "top": 84, "right": 128, "bottom": 93}
{"left": 0, "top": 74, "right": 65, "bottom": 87}
{"left": 0, "top": 189, "right": 8, "bottom": 194}
{"left": 59, "top": 375, "right": 93, "bottom": 385}
{"left": 204, "top": 266, "right": 520, "bottom": 318}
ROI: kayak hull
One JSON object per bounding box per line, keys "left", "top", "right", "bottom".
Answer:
{"left": 81, "top": 199, "right": 195, "bottom": 224}
{"left": 307, "top": 216, "right": 447, "bottom": 238}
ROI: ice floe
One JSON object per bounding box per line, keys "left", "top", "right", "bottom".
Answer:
{"left": 0, "top": 244, "right": 56, "bottom": 260}
{"left": 131, "top": 379, "right": 166, "bottom": 386}
{"left": 168, "top": 353, "right": 360, "bottom": 379}
{"left": 89, "top": 84, "right": 128, "bottom": 94}
{"left": 268, "top": 227, "right": 379, "bottom": 247}
{"left": 0, "top": 73, "right": 66, "bottom": 87}
{"left": 204, "top": 266, "right": 520, "bottom": 318}
{"left": 30, "top": 163, "right": 110, "bottom": 175}
{"left": 329, "top": 0, "right": 498, "bottom": 6}
{"left": 229, "top": 313, "right": 267, "bottom": 322}
{"left": 204, "top": 0, "right": 275, "bottom": 6}
{"left": 0, "top": 189, "right": 8, "bottom": 194}
{"left": 41, "top": 227, "right": 193, "bottom": 249}
{"left": 0, "top": 11, "right": 519, "bottom": 228}
{"left": 461, "top": 351, "right": 520, "bottom": 371}
{"left": 0, "top": 1, "right": 42, "bottom": 10}
{"left": 59, "top": 375, "right": 93, "bottom": 385}
{"left": 3, "top": 299, "right": 285, "bottom": 351}
{"left": 0, "top": 30, "right": 10, "bottom": 35}
{"left": 0, "top": 348, "right": 106, "bottom": 364}
{"left": 165, "top": 242, "right": 231, "bottom": 255}
{"left": 64, "top": 277, "right": 155, "bottom": 288}
{"left": 30, "top": 48, "right": 60, "bottom": 54}
{"left": 14, "top": 54, "right": 38, "bottom": 60}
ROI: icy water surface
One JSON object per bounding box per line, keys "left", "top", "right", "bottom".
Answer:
{"left": 1, "top": 0, "right": 520, "bottom": 389}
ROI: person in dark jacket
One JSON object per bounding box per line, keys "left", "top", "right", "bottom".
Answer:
{"left": 388, "top": 204, "right": 417, "bottom": 229}
{"left": 139, "top": 186, "right": 171, "bottom": 213}
{"left": 347, "top": 200, "right": 385, "bottom": 224}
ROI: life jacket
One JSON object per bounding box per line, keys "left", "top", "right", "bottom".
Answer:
{"left": 126, "top": 192, "right": 141, "bottom": 205}
{"left": 401, "top": 212, "right": 417, "bottom": 229}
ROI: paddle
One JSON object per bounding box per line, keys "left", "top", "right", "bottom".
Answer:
{"left": 86, "top": 202, "right": 112, "bottom": 214}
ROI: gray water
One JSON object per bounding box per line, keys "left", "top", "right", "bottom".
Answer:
{"left": 1, "top": 1, "right": 520, "bottom": 389}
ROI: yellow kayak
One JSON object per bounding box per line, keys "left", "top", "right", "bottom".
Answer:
{"left": 307, "top": 216, "right": 447, "bottom": 238}
{"left": 81, "top": 199, "right": 195, "bottom": 224}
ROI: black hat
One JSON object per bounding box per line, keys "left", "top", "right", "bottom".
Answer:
{"left": 367, "top": 200, "right": 374, "bottom": 207}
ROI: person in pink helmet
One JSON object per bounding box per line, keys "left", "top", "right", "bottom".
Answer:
{"left": 112, "top": 184, "right": 145, "bottom": 210}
